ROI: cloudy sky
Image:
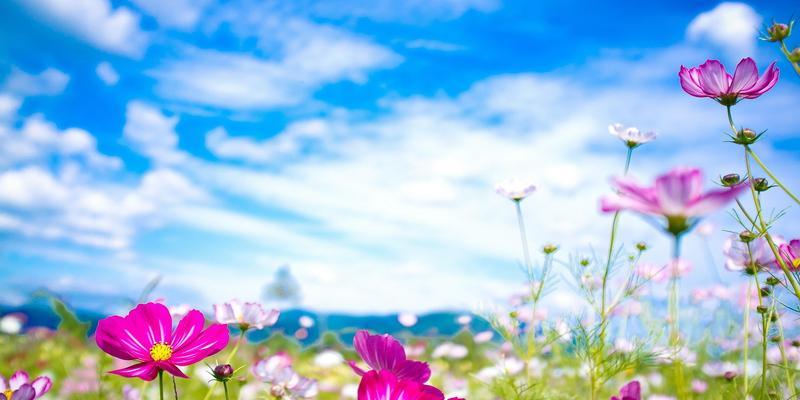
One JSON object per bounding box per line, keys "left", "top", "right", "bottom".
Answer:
{"left": 0, "top": 0, "right": 798, "bottom": 314}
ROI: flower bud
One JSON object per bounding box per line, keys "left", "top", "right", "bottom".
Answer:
{"left": 542, "top": 244, "right": 559, "bottom": 255}
{"left": 756, "top": 305, "right": 768, "bottom": 314}
{"left": 760, "top": 286, "right": 772, "bottom": 297}
{"left": 790, "top": 47, "right": 800, "bottom": 63}
{"left": 792, "top": 339, "right": 800, "bottom": 347}
{"left": 770, "top": 312, "right": 778, "bottom": 322}
{"left": 509, "top": 311, "right": 519, "bottom": 319}
{"left": 579, "top": 258, "right": 590, "bottom": 267}
{"left": 635, "top": 242, "right": 648, "bottom": 252}
{"left": 769, "top": 335, "right": 781, "bottom": 343}
{"left": 724, "top": 371, "right": 737, "bottom": 381}
{"left": 753, "top": 178, "right": 770, "bottom": 192}
{"left": 734, "top": 128, "right": 758, "bottom": 145}
{"left": 765, "top": 23, "right": 791, "bottom": 42}
{"left": 766, "top": 276, "right": 781, "bottom": 286}
{"left": 721, "top": 173, "right": 741, "bottom": 187}
{"left": 211, "top": 364, "right": 235, "bottom": 382}
{"left": 739, "top": 230, "right": 757, "bottom": 243}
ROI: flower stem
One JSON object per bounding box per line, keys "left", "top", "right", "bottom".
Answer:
{"left": 514, "top": 200, "right": 532, "bottom": 270}
{"left": 743, "top": 278, "right": 750, "bottom": 396}
{"left": 223, "top": 381, "right": 230, "bottom": 400}
{"left": 159, "top": 370, "right": 164, "bottom": 400}
{"left": 202, "top": 330, "right": 246, "bottom": 400}
{"left": 745, "top": 147, "right": 800, "bottom": 206}
{"left": 779, "top": 40, "right": 800, "bottom": 76}
{"left": 670, "top": 235, "right": 686, "bottom": 399}
{"left": 749, "top": 251, "right": 768, "bottom": 398}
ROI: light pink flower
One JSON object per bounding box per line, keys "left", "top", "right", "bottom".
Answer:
{"left": 608, "top": 123, "right": 656, "bottom": 148}
{"left": 679, "top": 58, "right": 779, "bottom": 105}
{"left": 0, "top": 371, "right": 51, "bottom": 400}
{"left": 214, "top": 300, "right": 279, "bottom": 331}
{"left": 95, "top": 302, "right": 230, "bottom": 381}
{"left": 495, "top": 179, "right": 536, "bottom": 201}
{"left": 723, "top": 234, "right": 777, "bottom": 272}
{"left": 253, "top": 353, "right": 318, "bottom": 399}
{"left": 601, "top": 167, "right": 748, "bottom": 236}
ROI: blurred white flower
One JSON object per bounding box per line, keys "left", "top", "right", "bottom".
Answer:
{"left": 397, "top": 312, "right": 418, "bottom": 328}
{"left": 0, "top": 313, "right": 25, "bottom": 335}
{"left": 608, "top": 123, "right": 656, "bottom": 147}
{"left": 456, "top": 314, "right": 472, "bottom": 325}
{"left": 313, "top": 350, "right": 344, "bottom": 369}
{"left": 432, "top": 342, "right": 468, "bottom": 359}
{"left": 495, "top": 179, "right": 536, "bottom": 201}
{"left": 253, "top": 353, "right": 318, "bottom": 399}
{"left": 298, "top": 315, "right": 315, "bottom": 328}
{"left": 214, "top": 300, "right": 279, "bottom": 330}
{"left": 473, "top": 330, "right": 494, "bottom": 344}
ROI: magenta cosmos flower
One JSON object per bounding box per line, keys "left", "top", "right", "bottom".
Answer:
{"left": 358, "top": 370, "right": 465, "bottom": 400}
{"left": 601, "top": 167, "right": 749, "bottom": 236}
{"left": 95, "top": 302, "right": 230, "bottom": 381}
{"left": 610, "top": 380, "right": 641, "bottom": 400}
{"left": 679, "top": 58, "right": 779, "bottom": 105}
{"left": 348, "top": 330, "right": 431, "bottom": 383}
{"left": 779, "top": 240, "right": 800, "bottom": 270}
{"left": 0, "top": 371, "right": 51, "bottom": 400}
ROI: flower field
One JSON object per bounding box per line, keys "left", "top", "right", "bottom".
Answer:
{"left": 3, "top": 3, "right": 800, "bottom": 400}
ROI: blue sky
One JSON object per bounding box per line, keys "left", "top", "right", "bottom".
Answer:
{"left": 0, "top": 0, "right": 799, "bottom": 314}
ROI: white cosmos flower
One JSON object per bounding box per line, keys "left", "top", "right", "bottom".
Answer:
{"left": 213, "top": 300, "right": 280, "bottom": 330}
{"left": 608, "top": 123, "right": 656, "bottom": 147}
{"left": 495, "top": 179, "right": 536, "bottom": 201}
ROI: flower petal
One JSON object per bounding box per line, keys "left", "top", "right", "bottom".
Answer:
{"left": 686, "top": 182, "right": 749, "bottom": 217}
{"left": 8, "top": 371, "right": 27, "bottom": 392}
{"left": 125, "top": 303, "right": 173, "bottom": 348}
{"left": 740, "top": 62, "right": 779, "bottom": 98}
{"left": 729, "top": 58, "right": 758, "bottom": 93}
{"left": 697, "top": 59, "right": 732, "bottom": 96}
{"left": 357, "top": 370, "right": 436, "bottom": 400}
{"left": 170, "top": 323, "right": 229, "bottom": 366}
{"left": 158, "top": 362, "right": 189, "bottom": 379}
{"left": 109, "top": 362, "right": 160, "bottom": 381}
{"left": 654, "top": 168, "right": 703, "bottom": 215}
{"left": 679, "top": 66, "right": 708, "bottom": 97}
{"left": 30, "top": 377, "right": 51, "bottom": 397}
{"left": 10, "top": 384, "right": 35, "bottom": 400}
{"left": 95, "top": 315, "right": 149, "bottom": 361}
{"left": 170, "top": 310, "right": 204, "bottom": 351}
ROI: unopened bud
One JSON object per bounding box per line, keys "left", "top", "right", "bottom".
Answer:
{"left": 739, "top": 230, "right": 757, "bottom": 243}
{"left": 760, "top": 286, "right": 772, "bottom": 297}
{"left": 635, "top": 242, "right": 648, "bottom": 252}
{"left": 509, "top": 311, "right": 519, "bottom": 319}
{"left": 792, "top": 339, "right": 800, "bottom": 347}
{"left": 721, "top": 173, "right": 741, "bottom": 187}
{"left": 734, "top": 128, "right": 758, "bottom": 145}
{"left": 756, "top": 305, "right": 768, "bottom": 314}
{"left": 579, "top": 258, "right": 590, "bottom": 267}
{"left": 765, "top": 23, "right": 791, "bottom": 42}
{"left": 766, "top": 276, "right": 781, "bottom": 286}
{"left": 770, "top": 312, "right": 778, "bottom": 322}
{"left": 769, "top": 335, "right": 781, "bottom": 343}
{"left": 754, "top": 178, "right": 770, "bottom": 192}
{"left": 724, "top": 371, "right": 737, "bottom": 381}
{"left": 790, "top": 48, "right": 800, "bottom": 63}
{"left": 542, "top": 244, "right": 559, "bottom": 255}
{"left": 214, "top": 364, "right": 234, "bottom": 379}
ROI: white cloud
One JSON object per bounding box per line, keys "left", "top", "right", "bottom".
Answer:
{"left": 687, "top": 2, "right": 762, "bottom": 59}
{"left": 123, "top": 101, "right": 185, "bottom": 163}
{"left": 0, "top": 166, "right": 70, "bottom": 208}
{"left": 151, "top": 20, "right": 400, "bottom": 109}
{"left": 130, "top": 0, "right": 210, "bottom": 29}
{"left": 21, "top": 0, "right": 149, "bottom": 57}
{"left": 95, "top": 62, "right": 119, "bottom": 85}
{"left": 306, "top": 0, "right": 499, "bottom": 22}
{"left": 405, "top": 39, "right": 465, "bottom": 52}
{"left": 3, "top": 67, "right": 69, "bottom": 96}
{"left": 0, "top": 94, "right": 21, "bottom": 122}
{"left": 206, "top": 119, "right": 331, "bottom": 162}
{"left": 0, "top": 114, "right": 121, "bottom": 169}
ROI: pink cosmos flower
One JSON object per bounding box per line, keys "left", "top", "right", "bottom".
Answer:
{"left": 495, "top": 179, "right": 536, "bottom": 201}
{"left": 679, "top": 58, "right": 779, "bottom": 105}
{"left": 252, "top": 353, "right": 318, "bottom": 398}
{"left": 600, "top": 167, "right": 749, "bottom": 236}
{"left": 0, "top": 371, "right": 51, "bottom": 400}
{"left": 348, "top": 330, "right": 432, "bottom": 384}
{"left": 95, "top": 302, "right": 230, "bottom": 381}
{"left": 358, "top": 370, "right": 464, "bottom": 400}
{"left": 610, "top": 380, "right": 640, "bottom": 400}
{"left": 779, "top": 240, "right": 800, "bottom": 270}
{"left": 213, "top": 299, "right": 280, "bottom": 331}
{"left": 723, "top": 234, "right": 777, "bottom": 272}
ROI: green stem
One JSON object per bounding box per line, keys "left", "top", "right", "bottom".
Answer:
{"left": 745, "top": 147, "right": 800, "bottom": 206}
{"left": 670, "top": 235, "right": 686, "bottom": 400}
{"left": 750, "top": 251, "right": 768, "bottom": 398}
{"left": 159, "top": 370, "right": 164, "bottom": 400}
{"left": 202, "top": 330, "right": 246, "bottom": 400}
{"left": 514, "top": 200, "right": 532, "bottom": 270}
{"left": 779, "top": 40, "right": 800, "bottom": 76}
{"left": 774, "top": 301, "right": 797, "bottom": 398}
{"left": 223, "top": 381, "right": 230, "bottom": 400}
{"left": 743, "top": 278, "right": 750, "bottom": 396}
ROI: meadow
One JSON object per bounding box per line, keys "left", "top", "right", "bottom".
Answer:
{"left": 2, "top": 11, "right": 800, "bottom": 400}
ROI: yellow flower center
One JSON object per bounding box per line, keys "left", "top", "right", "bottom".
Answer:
{"left": 3, "top": 390, "right": 12, "bottom": 398}
{"left": 150, "top": 342, "right": 173, "bottom": 361}
{"left": 793, "top": 258, "right": 800, "bottom": 269}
